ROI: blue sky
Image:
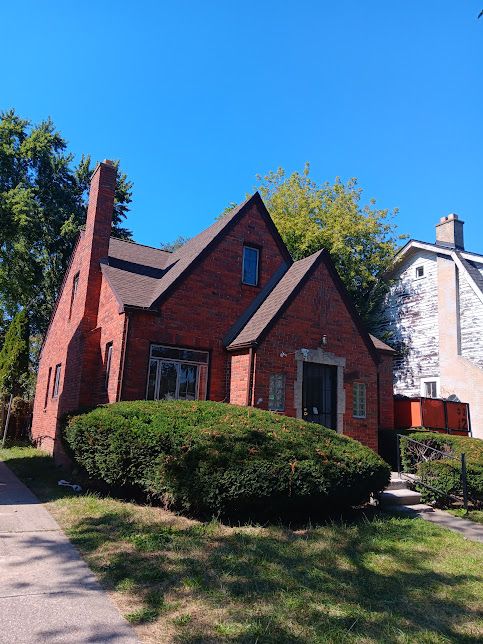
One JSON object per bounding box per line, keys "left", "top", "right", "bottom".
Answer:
{"left": 2, "top": 1, "right": 483, "bottom": 252}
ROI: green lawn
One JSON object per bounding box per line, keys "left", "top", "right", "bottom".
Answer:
{"left": 1, "top": 446, "right": 482, "bottom": 643}
{"left": 448, "top": 509, "right": 483, "bottom": 525}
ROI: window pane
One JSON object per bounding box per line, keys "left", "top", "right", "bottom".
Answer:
{"left": 53, "top": 365, "right": 62, "bottom": 398}
{"left": 425, "top": 381, "right": 437, "bottom": 398}
{"left": 158, "top": 361, "right": 178, "bottom": 400}
{"left": 105, "top": 343, "right": 113, "bottom": 389}
{"left": 268, "top": 374, "right": 285, "bottom": 411}
{"left": 146, "top": 359, "right": 158, "bottom": 400}
{"left": 353, "top": 383, "right": 366, "bottom": 418}
{"left": 151, "top": 345, "right": 208, "bottom": 363}
{"left": 242, "top": 246, "right": 259, "bottom": 285}
{"left": 178, "top": 364, "right": 198, "bottom": 400}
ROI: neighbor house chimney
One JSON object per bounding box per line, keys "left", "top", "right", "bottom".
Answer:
{"left": 83, "top": 160, "right": 117, "bottom": 327}
{"left": 435, "top": 213, "right": 464, "bottom": 250}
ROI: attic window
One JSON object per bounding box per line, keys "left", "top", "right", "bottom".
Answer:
{"left": 242, "top": 245, "right": 259, "bottom": 286}
{"left": 415, "top": 265, "right": 424, "bottom": 279}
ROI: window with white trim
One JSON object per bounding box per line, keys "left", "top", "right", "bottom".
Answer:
{"left": 242, "top": 246, "right": 259, "bottom": 286}
{"left": 415, "top": 265, "right": 424, "bottom": 279}
{"left": 421, "top": 378, "right": 439, "bottom": 399}
{"left": 146, "top": 345, "right": 209, "bottom": 401}
{"left": 353, "top": 382, "right": 367, "bottom": 419}
{"left": 268, "top": 373, "right": 285, "bottom": 411}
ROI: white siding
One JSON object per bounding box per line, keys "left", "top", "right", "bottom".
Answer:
{"left": 459, "top": 269, "right": 483, "bottom": 369}
{"left": 379, "top": 251, "right": 439, "bottom": 397}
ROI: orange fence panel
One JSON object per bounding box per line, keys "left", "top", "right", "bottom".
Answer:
{"left": 393, "top": 397, "right": 470, "bottom": 434}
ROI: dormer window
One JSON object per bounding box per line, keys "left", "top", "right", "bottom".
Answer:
{"left": 242, "top": 245, "right": 259, "bottom": 286}
{"left": 415, "top": 265, "right": 424, "bottom": 279}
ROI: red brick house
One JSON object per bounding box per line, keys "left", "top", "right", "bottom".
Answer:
{"left": 32, "top": 161, "right": 394, "bottom": 457}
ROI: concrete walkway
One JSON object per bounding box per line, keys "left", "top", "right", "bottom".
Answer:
{"left": 387, "top": 503, "right": 483, "bottom": 543}
{"left": 0, "top": 461, "right": 138, "bottom": 644}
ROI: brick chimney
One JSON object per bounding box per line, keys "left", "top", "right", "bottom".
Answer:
{"left": 435, "top": 213, "right": 464, "bottom": 250}
{"left": 83, "top": 160, "right": 117, "bottom": 327}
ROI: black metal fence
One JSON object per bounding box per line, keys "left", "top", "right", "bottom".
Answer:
{"left": 396, "top": 434, "right": 468, "bottom": 511}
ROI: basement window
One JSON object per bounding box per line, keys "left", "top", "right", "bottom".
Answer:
{"left": 52, "top": 364, "right": 62, "bottom": 399}
{"left": 268, "top": 373, "right": 286, "bottom": 412}
{"left": 353, "top": 383, "right": 367, "bottom": 419}
{"left": 415, "top": 265, "right": 424, "bottom": 279}
{"left": 242, "top": 246, "right": 259, "bottom": 286}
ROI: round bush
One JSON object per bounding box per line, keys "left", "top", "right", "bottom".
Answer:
{"left": 64, "top": 400, "right": 390, "bottom": 516}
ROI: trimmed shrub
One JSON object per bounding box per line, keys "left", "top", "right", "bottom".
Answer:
{"left": 399, "top": 431, "right": 483, "bottom": 508}
{"left": 64, "top": 400, "right": 390, "bottom": 516}
{"left": 417, "top": 459, "right": 483, "bottom": 508}
{"left": 399, "top": 431, "right": 483, "bottom": 473}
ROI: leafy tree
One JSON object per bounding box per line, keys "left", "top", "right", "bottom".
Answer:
{"left": 159, "top": 235, "right": 190, "bottom": 252}
{"left": 255, "top": 164, "right": 405, "bottom": 329}
{"left": 0, "top": 309, "right": 30, "bottom": 397}
{"left": 0, "top": 109, "right": 133, "bottom": 339}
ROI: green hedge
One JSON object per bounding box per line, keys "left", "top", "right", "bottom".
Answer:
{"left": 417, "top": 459, "right": 483, "bottom": 507}
{"left": 399, "top": 431, "right": 483, "bottom": 508}
{"left": 399, "top": 431, "right": 483, "bottom": 472}
{"left": 64, "top": 400, "right": 390, "bottom": 517}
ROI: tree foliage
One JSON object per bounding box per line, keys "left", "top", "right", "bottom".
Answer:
{"left": 159, "top": 235, "right": 190, "bottom": 252}
{"left": 0, "top": 109, "right": 133, "bottom": 338}
{"left": 0, "top": 309, "right": 30, "bottom": 396}
{"left": 255, "top": 164, "right": 405, "bottom": 329}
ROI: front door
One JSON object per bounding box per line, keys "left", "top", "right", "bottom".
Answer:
{"left": 302, "top": 362, "right": 337, "bottom": 429}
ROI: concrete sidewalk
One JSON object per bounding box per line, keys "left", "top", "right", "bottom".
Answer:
{"left": 0, "top": 460, "right": 138, "bottom": 643}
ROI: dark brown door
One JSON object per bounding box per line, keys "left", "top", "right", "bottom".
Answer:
{"left": 302, "top": 363, "right": 337, "bottom": 429}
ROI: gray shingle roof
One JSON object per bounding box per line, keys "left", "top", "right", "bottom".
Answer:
{"left": 108, "top": 237, "right": 171, "bottom": 270}
{"left": 103, "top": 192, "right": 291, "bottom": 310}
{"left": 148, "top": 196, "right": 253, "bottom": 307}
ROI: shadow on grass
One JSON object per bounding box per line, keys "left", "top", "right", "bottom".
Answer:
{"left": 2, "top": 449, "right": 483, "bottom": 643}
{"left": 64, "top": 509, "right": 483, "bottom": 643}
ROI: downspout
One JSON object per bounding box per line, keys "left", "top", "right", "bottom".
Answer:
{"left": 116, "top": 311, "right": 130, "bottom": 402}
{"left": 246, "top": 347, "right": 255, "bottom": 407}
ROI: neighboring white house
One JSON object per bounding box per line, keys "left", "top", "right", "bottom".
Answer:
{"left": 380, "top": 214, "right": 483, "bottom": 439}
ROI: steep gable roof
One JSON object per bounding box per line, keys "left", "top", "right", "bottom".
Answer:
{"left": 389, "top": 239, "right": 483, "bottom": 307}
{"left": 102, "top": 192, "right": 293, "bottom": 311}
{"left": 149, "top": 192, "right": 292, "bottom": 308}
{"left": 227, "top": 250, "right": 324, "bottom": 349}
{"left": 227, "top": 249, "right": 381, "bottom": 362}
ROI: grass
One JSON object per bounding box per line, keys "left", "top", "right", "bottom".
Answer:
{"left": 1, "top": 445, "right": 483, "bottom": 643}
{"left": 448, "top": 509, "right": 483, "bottom": 525}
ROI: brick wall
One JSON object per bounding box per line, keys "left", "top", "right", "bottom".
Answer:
{"left": 121, "top": 200, "right": 288, "bottom": 403}
{"left": 229, "top": 350, "right": 251, "bottom": 406}
{"left": 31, "top": 162, "right": 118, "bottom": 455}
{"left": 250, "top": 259, "right": 380, "bottom": 451}
{"left": 377, "top": 352, "right": 395, "bottom": 430}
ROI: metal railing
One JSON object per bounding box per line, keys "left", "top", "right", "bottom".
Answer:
{"left": 396, "top": 434, "right": 468, "bottom": 511}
